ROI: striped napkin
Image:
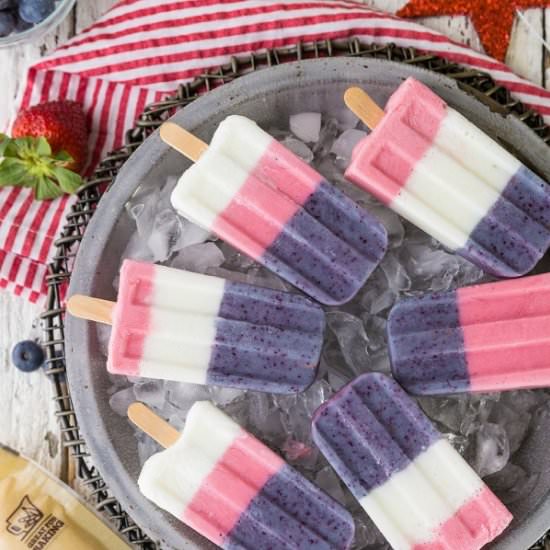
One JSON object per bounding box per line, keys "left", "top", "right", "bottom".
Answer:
{"left": 4, "top": 0, "right": 550, "bottom": 303}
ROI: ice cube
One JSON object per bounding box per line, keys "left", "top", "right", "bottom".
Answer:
{"left": 246, "top": 393, "right": 288, "bottom": 445}
{"left": 167, "top": 382, "right": 210, "bottom": 411}
{"left": 361, "top": 281, "right": 397, "bottom": 315}
{"left": 418, "top": 395, "right": 466, "bottom": 433}
{"left": 248, "top": 392, "right": 271, "bottom": 423}
{"left": 353, "top": 515, "right": 389, "bottom": 548}
{"left": 330, "top": 129, "right": 366, "bottom": 162}
{"left": 368, "top": 349, "right": 392, "bottom": 374}
{"left": 136, "top": 429, "right": 161, "bottom": 464}
{"left": 365, "top": 205, "right": 405, "bottom": 249}
{"left": 333, "top": 108, "right": 359, "bottom": 131}
{"left": 289, "top": 112, "right": 321, "bottom": 143}
{"left": 175, "top": 219, "right": 212, "bottom": 250}
{"left": 121, "top": 231, "right": 154, "bottom": 263}
{"left": 327, "top": 370, "right": 348, "bottom": 392}
{"left": 169, "top": 242, "right": 225, "bottom": 273}
{"left": 109, "top": 387, "right": 136, "bottom": 417}
{"left": 364, "top": 315, "right": 387, "bottom": 352}
{"left": 281, "top": 137, "right": 314, "bottom": 163}
{"left": 245, "top": 266, "right": 290, "bottom": 291}
{"left": 107, "top": 373, "right": 128, "bottom": 395}
{"left": 147, "top": 208, "right": 183, "bottom": 263}
{"left": 314, "top": 118, "right": 339, "bottom": 157}
{"left": 129, "top": 188, "right": 159, "bottom": 240}
{"left": 459, "top": 394, "right": 499, "bottom": 436}
{"left": 456, "top": 258, "right": 486, "bottom": 287}
{"left": 403, "top": 243, "right": 460, "bottom": 292}
{"left": 471, "top": 423, "right": 510, "bottom": 478}
{"left": 209, "top": 386, "right": 245, "bottom": 406}
{"left": 444, "top": 433, "right": 469, "bottom": 455}
{"left": 302, "top": 380, "right": 332, "bottom": 416}
{"left": 315, "top": 467, "right": 346, "bottom": 505}
{"left": 326, "top": 311, "right": 369, "bottom": 375}
{"left": 220, "top": 395, "right": 250, "bottom": 428}
{"left": 168, "top": 412, "right": 186, "bottom": 432}
{"left": 315, "top": 157, "right": 349, "bottom": 190}
{"left": 133, "top": 380, "right": 166, "bottom": 411}
{"left": 381, "top": 252, "right": 411, "bottom": 293}
{"left": 96, "top": 324, "right": 112, "bottom": 358}
{"left": 205, "top": 267, "right": 250, "bottom": 284}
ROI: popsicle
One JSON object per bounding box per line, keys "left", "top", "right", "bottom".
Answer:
{"left": 130, "top": 401, "right": 355, "bottom": 549}
{"left": 164, "top": 116, "right": 388, "bottom": 305}
{"left": 67, "top": 259, "right": 325, "bottom": 394}
{"left": 312, "top": 373, "right": 512, "bottom": 550}
{"left": 344, "top": 78, "right": 550, "bottom": 278}
{"left": 388, "top": 272, "right": 550, "bottom": 395}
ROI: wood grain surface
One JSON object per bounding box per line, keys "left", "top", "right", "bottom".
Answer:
{"left": 0, "top": 0, "right": 117, "bottom": 483}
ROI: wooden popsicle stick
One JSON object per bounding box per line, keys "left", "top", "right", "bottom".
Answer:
{"left": 66, "top": 295, "right": 115, "bottom": 325}
{"left": 344, "top": 87, "right": 385, "bottom": 130}
{"left": 128, "top": 402, "right": 180, "bottom": 449}
{"left": 160, "top": 121, "right": 208, "bottom": 162}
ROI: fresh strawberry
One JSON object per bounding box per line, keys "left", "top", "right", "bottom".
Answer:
{"left": 12, "top": 100, "right": 88, "bottom": 173}
{"left": 0, "top": 101, "right": 88, "bottom": 201}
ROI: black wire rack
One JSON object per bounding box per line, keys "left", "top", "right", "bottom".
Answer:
{"left": 40, "top": 39, "right": 550, "bottom": 549}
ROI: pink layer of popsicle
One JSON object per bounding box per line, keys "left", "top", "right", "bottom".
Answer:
{"left": 413, "top": 485, "right": 512, "bottom": 550}
{"left": 107, "top": 260, "right": 155, "bottom": 376}
{"left": 345, "top": 78, "right": 446, "bottom": 205}
{"left": 458, "top": 273, "right": 550, "bottom": 391}
{"left": 211, "top": 139, "right": 321, "bottom": 259}
{"left": 182, "top": 429, "right": 284, "bottom": 545}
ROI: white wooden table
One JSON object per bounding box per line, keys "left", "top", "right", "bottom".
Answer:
{"left": 0, "top": 0, "right": 118, "bottom": 483}
{"left": 0, "top": 0, "right": 548, "bottom": 492}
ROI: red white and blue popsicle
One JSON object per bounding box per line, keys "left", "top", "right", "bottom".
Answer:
{"left": 69, "top": 259, "right": 325, "bottom": 394}
{"left": 312, "top": 373, "right": 512, "bottom": 550}
{"left": 388, "top": 272, "right": 550, "bottom": 395}
{"left": 167, "top": 116, "right": 388, "bottom": 305}
{"left": 135, "top": 401, "right": 355, "bottom": 549}
{"left": 344, "top": 78, "right": 550, "bottom": 278}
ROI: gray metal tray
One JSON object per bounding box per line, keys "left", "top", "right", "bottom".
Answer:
{"left": 65, "top": 58, "right": 550, "bottom": 550}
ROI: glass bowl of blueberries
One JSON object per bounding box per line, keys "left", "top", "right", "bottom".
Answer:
{"left": 0, "top": 0, "right": 76, "bottom": 47}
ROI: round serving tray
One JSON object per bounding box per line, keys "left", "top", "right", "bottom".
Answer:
{"left": 43, "top": 40, "right": 550, "bottom": 550}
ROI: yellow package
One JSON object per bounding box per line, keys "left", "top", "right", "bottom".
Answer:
{"left": 0, "top": 446, "right": 131, "bottom": 550}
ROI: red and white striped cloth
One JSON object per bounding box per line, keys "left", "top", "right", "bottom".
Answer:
{"left": 4, "top": 0, "right": 550, "bottom": 303}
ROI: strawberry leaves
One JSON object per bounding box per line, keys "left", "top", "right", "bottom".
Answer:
{"left": 0, "top": 133, "right": 83, "bottom": 200}
{"left": 51, "top": 166, "right": 82, "bottom": 193}
{"left": 0, "top": 158, "right": 28, "bottom": 187}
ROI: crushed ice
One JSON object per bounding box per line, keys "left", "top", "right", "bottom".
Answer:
{"left": 290, "top": 112, "right": 321, "bottom": 142}
{"left": 106, "top": 112, "right": 550, "bottom": 549}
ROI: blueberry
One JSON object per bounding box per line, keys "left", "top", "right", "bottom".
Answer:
{"left": 12, "top": 340, "right": 45, "bottom": 372}
{"left": 19, "top": 0, "right": 55, "bottom": 24}
{"left": 15, "top": 15, "right": 34, "bottom": 32}
{"left": 0, "top": 10, "right": 15, "bottom": 36}
{"left": 16, "top": 19, "right": 33, "bottom": 32}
